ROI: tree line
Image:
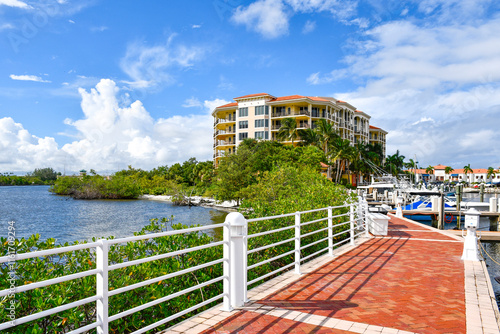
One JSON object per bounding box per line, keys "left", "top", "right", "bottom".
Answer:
{"left": 0, "top": 168, "right": 60, "bottom": 186}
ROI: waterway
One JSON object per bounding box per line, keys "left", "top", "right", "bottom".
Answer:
{"left": 0, "top": 186, "right": 228, "bottom": 244}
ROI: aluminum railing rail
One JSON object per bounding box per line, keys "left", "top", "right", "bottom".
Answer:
{"left": 1, "top": 198, "right": 369, "bottom": 333}
{"left": 244, "top": 201, "right": 368, "bottom": 288}
{"left": 0, "top": 223, "right": 229, "bottom": 334}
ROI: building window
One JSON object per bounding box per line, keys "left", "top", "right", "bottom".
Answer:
{"left": 255, "top": 119, "right": 269, "bottom": 128}
{"left": 255, "top": 131, "right": 268, "bottom": 140}
{"left": 255, "top": 105, "right": 269, "bottom": 115}
{"left": 239, "top": 132, "right": 248, "bottom": 140}
{"left": 239, "top": 107, "right": 248, "bottom": 117}
{"left": 311, "top": 107, "right": 319, "bottom": 117}
{"left": 239, "top": 121, "right": 248, "bottom": 129}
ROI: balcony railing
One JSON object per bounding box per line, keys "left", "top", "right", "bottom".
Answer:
{"left": 214, "top": 129, "right": 236, "bottom": 137}
{"left": 272, "top": 110, "right": 310, "bottom": 118}
{"left": 297, "top": 123, "right": 309, "bottom": 129}
{"left": 214, "top": 118, "right": 236, "bottom": 126}
{"left": 215, "top": 141, "right": 235, "bottom": 147}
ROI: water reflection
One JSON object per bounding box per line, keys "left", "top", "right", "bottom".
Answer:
{"left": 0, "top": 186, "right": 228, "bottom": 244}
{"left": 481, "top": 242, "right": 500, "bottom": 308}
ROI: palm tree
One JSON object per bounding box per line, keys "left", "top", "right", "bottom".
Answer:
{"left": 425, "top": 165, "right": 434, "bottom": 182}
{"left": 385, "top": 150, "right": 405, "bottom": 176}
{"left": 330, "top": 137, "right": 354, "bottom": 183}
{"left": 297, "top": 128, "right": 320, "bottom": 147}
{"left": 463, "top": 164, "right": 473, "bottom": 184}
{"left": 444, "top": 166, "right": 454, "bottom": 182}
{"left": 366, "top": 143, "right": 384, "bottom": 167}
{"left": 350, "top": 142, "right": 370, "bottom": 185}
{"left": 405, "top": 158, "right": 418, "bottom": 183}
{"left": 315, "top": 119, "right": 339, "bottom": 156}
{"left": 487, "top": 167, "right": 496, "bottom": 182}
{"left": 277, "top": 118, "right": 299, "bottom": 145}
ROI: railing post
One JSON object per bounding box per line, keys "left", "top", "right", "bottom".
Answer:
{"left": 461, "top": 208, "right": 481, "bottom": 261}
{"left": 96, "top": 239, "right": 109, "bottom": 334}
{"left": 349, "top": 204, "right": 355, "bottom": 246}
{"left": 295, "top": 212, "right": 301, "bottom": 274}
{"left": 221, "top": 221, "right": 231, "bottom": 311}
{"left": 363, "top": 197, "right": 370, "bottom": 237}
{"left": 224, "top": 212, "right": 247, "bottom": 309}
{"left": 328, "top": 206, "right": 333, "bottom": 256}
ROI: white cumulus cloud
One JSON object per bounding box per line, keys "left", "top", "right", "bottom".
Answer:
{"left": 0, "top": 79, "right": 230, "bottom": 173}
{"left": 232, "top": 0, "right": 290, "bottom": 39}
{"left": 232, "top": 0, "right": 357, "bottom": 38}
{"left": 0, "top": 0, "right": 31, "bottom": 9}
{"left": 10, "top": 74, "right": 51, "bottom": 83}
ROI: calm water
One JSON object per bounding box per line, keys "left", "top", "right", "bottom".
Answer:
{"left": 0, "top": 186, "right": 228, "bottom": 244}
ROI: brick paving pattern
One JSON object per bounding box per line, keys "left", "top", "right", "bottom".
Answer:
{"left": 260, "top": 216, "right": 466, "bottom": 333}
{"left": 201, "top": 310, "right": 352, "bottom": 334}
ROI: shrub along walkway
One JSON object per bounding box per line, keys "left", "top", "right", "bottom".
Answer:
{"left": 163, "top": 215, "right": 500, "bottom": 334}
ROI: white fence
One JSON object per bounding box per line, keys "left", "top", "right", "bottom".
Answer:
{"left": 0, "top": 198, "right": 369, "bottom": 333}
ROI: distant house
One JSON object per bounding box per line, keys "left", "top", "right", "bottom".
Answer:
{"left": 413, "top": 165, "right": 500, "bottom": 184}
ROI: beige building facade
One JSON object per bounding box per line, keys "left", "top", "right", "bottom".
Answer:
{"left": 213, "top": 93, "right": 387, "bottom": 166}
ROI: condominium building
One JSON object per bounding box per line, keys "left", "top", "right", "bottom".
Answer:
{"left": 369, "top": 125, "right": 388, "bottom": 158}
{"left": 213, "top": 93, "right": 387, "bottom": 166}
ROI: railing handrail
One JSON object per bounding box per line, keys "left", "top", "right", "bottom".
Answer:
{"left": 1, "top": 200, "right": 368, "bottom": 333}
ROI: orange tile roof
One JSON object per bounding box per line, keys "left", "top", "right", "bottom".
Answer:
{"left": 369, "top": 125, "right": 381, "bottom": 129}
{"left": 337, "top": 100, "right": 346, "bottom": 103}
{"left": 306, "top": 96, "right": 330, "bottom": 102}
{"left": 268, "top": 95, "right": 330, "bottom": 102}
{"left": 413, "top": 168, "right": 495, "bottom": 174}
{"left": 433, "top": 164, "right": 447, "bottom": 170}
{"left": 233, "top": 93, "right": 272, "bottom": 99}
{"left": 270, "top": 95, "right": 305, "bottom": 102}
{"left": 215, "top": 102, "right": 238, "bottom": 109}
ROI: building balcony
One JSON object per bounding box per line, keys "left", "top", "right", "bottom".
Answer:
{"left": 214, "top": 118, "right": 236, "bottom": 127}
{"left": 214, "top": 129, "right": 236, "bottom": 137}
{"left": 213, "top": 141, "right": 236, "bottom": 148}
{"left": 213, "top": 151, "right": 227, "bottom": 158}
{"left": 272, "top": 110, "right": 310, "bottom": 118}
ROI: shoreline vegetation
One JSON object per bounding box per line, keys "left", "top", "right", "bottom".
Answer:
{"left": 0, "top": 167, "right": 59, "bottom": 186}
{"left": 49, "top": 139, "right": 332, "bottom": 203}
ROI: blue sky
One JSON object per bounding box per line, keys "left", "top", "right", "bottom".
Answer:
{"left": 1, "top": 0, "right": 499, "bottom": 173}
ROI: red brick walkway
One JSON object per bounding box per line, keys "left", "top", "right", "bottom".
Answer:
{"left": 259, "top": 217, "right": 465, "bottom": 333}
{"left": 173, "top": 216, "right": 472, "bottom": 334}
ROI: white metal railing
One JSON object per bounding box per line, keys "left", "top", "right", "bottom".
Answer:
{"left": 0, "top": 198, "right": 369, "bottom": 332}
{"left": 0, "top": 223, "right": 229, "bottom": 333}
{"left": 223, "top": 197, "right": 369, "bottom": 308}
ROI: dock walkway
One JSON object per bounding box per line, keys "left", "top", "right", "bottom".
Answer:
{"left": 163, "top": 215, "right": 500, "bottom": 334}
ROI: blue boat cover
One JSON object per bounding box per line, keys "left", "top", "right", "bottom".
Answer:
{"left": 403, "top": 201, "right": 453, "bottom": 210}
